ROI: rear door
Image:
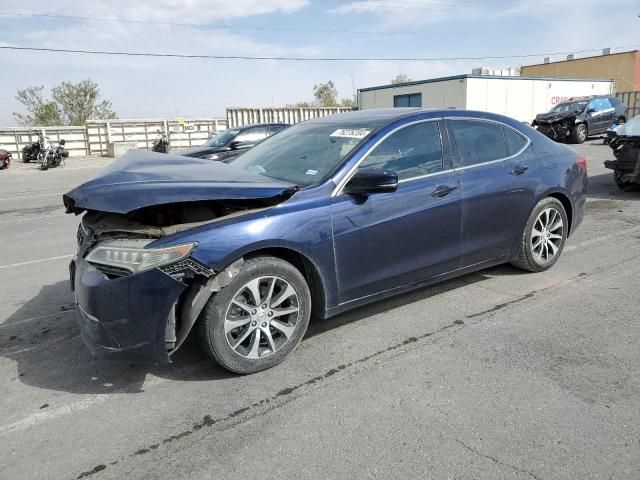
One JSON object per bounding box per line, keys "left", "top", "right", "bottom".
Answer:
{"left": 587, "top": 98, "right": 615, "bottom": 134}
{"left": 445, "top": 118, "right": 534, "bottom": 267}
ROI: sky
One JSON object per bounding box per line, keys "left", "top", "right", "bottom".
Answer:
{"left": 0, "top": 0, "right": 638, "bottom": 126}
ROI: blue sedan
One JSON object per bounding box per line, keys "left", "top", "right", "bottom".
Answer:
{"left": 65, "top": 108, "right": 587, "bottom": 373}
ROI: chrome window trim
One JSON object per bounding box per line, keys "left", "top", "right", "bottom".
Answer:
{"left": 331, "top": 116, "right": 532, "bottom": 196}
{"left": 444, "top": 116, "right": 531, "bottom": 170}
{"left": 331, "top": 117, "right": 443, "bottom": 197}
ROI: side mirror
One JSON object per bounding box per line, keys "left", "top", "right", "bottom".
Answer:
{"left": 587, "top": 107, "right": 596, "bottom": 114}
{"left": 344, "top": 169, "right": 398, "bottom": 195}
{"left": 229, "top": 140, "right": 242, "bottom": 150}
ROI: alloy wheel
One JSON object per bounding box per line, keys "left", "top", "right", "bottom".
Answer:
{"left": 224, "top": 276, "right": 300, "bottom": 359}
{"left": 531, "top": 207, "right": 564, "bottom": 264}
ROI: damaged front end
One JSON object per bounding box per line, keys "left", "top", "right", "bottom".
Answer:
{"left": 533, "top": 113, "right": 577, "bottom": 141}
{"left": 66, "top": 150, "right": 297, "bottom": 362}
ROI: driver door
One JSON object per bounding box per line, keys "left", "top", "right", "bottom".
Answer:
{"left": 330, "top": 120, "right": 462, "bottom": 303}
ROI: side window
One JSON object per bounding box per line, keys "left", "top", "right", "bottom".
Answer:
{"left": 502, "top": 126, "right": 528, "bottom": 156}
{"left": 447, "top": 120, "right": 508, "bottom": 168}
{"left": 359, "top": 121, "right": 443, "bottom": 180}
{"left": 588, "top": 98, "right": 611, "bottom": 112}
{"left": 609, "top": 97, "right": 620, "bottom": 107}
{"left": 394, "top": 93, "right": 422, "bottom": 108}
{"left": 235, "top": 127, "right": 268, "bottom": 145}
{"left": 269, "top": 125, "right": 287, "bottom": 135}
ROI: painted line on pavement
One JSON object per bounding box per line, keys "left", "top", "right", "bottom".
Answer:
{"left": 0, "top": 309, "right": 75, "bottom": 328}
{"left": 0, "top": 254, "right": 72, "bottom": 270}
{"left": 0, "top": 192, "right": 64, "bottom": 201}
{"left": 0, "top": 396, "right": 113, "bottom": 436}
{"left": 0, "top": 214, "right": 66, "bottom": 225}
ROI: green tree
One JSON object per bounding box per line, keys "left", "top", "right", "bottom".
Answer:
{"left": 52, "top": 79, "right": 116, "bottom": 125}
{"left": 13, "top": 86, "right": 63, "bottom": 126}
{"left": 13, "top": 79, "right": 116, "bottom": 126}
{"left": 313, "top": 81, "right": 338, "bottom": 107}
{"left": 391, "top": 73, "right": 412, "bottom": 84}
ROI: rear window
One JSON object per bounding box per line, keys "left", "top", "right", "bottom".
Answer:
{"left": 447, "top": 119, "right": 508, "bottom": 168}
{"left": 502, "top": 126, "right": 528, "bottom": 155}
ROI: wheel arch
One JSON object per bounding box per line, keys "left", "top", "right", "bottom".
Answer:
{"left": 241, "top": 247, "right": 328, "bottom": 319}
{"left": 545, "top": 191, "right": 574, "bottom": 236}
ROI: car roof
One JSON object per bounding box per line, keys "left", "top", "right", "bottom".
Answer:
{"left": 561, "top": 95, "right": 614, "bottom": 103}
{"left": 304, "top": 108, "right": 427, "bottom": 127}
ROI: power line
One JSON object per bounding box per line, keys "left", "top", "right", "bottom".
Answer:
{"left": 2, "top": 44, "right": 639, "bottom": 62}
{"left": 0, "top": 11, "right": 520, "bottom": 38}
{"left": 310, "top": 0, "right": 560, "bottom": 12}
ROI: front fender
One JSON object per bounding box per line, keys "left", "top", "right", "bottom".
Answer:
{"left": 152, "top": 196, "right": 339, "bottom": 309}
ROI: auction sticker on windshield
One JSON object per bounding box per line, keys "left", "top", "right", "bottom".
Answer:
{"left": 330, "top": 128, "right": 371, "bottom": 139}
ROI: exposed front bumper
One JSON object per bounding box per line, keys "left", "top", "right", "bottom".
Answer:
{"left": 70, "top": 257, "right": 187, "bottom": 363}
{"left": 537, "top": 122, "right": 570, "bottom": 140}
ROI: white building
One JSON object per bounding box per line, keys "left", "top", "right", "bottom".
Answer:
{"left": 358, "top": 74, "right": 614, "bottom": 123}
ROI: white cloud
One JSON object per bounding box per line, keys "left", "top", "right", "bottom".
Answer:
{"left": 0, "top": 0, "right": 309, "bottom": 22}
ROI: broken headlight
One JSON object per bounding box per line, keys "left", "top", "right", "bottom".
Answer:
{"left": 85, "top": 239, "right": 195, "bottom": 274}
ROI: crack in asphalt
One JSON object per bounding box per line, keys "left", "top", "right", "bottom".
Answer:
{"left": 455, "top": 439, "right": 543, "bottom": 480}
{"left": 73, "top": 271, "right": 593, "bottom": 479}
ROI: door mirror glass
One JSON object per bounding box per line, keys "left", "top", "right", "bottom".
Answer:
{"left": 344, "top": 169, "right": 398, "bottom": 195}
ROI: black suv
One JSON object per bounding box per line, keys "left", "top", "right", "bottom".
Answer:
{"left": 532, "top": 95, "right": 627, "bottom": 144}
{"left": 179, "top": 123, "right": 289, "bottom": 161}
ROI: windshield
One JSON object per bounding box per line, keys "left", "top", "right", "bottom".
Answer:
{"left": 550, "top": 101, "right": 587, "bottom": 114}
{"left": 204, "top": 129, "right": 239, "bottom": 147}
{"left": 230, "top": 123, "right": 371, "bottom": 186}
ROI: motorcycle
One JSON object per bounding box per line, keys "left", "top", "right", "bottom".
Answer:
{"left": 152, "top": 130, "right": 170, "bottom": 153}
{"left": 21, "top": 131, "right": 46, "bottom": 163}
{"left": 0, "top": 149, "right": 11, "bottom": 170}
{"left": 40, "top": 139, "right": 68, "bottom": 170}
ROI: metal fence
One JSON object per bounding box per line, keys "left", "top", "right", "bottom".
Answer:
{"left": 617, "top": 91, "right": 640, "bottom": 119}
{"left": 0, "top": 118, "right": 227, "bottom": 159}
{"left": 0, "top": 126, "right": 88, "bottom": 160}
{"left": 226, "top": 107, "right": 356, "bottom": 128}
{"left": 86, "top": 118, "right": 226, "bottom": 155}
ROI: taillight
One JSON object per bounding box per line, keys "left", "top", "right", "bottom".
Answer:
{"left": 576, "top": 155, "right": 587, "bottom": 173}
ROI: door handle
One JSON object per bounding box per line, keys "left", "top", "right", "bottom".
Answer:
{"left": 510, "top": 165, "right": 529, "bottom": 175}
{"left": 431, "top": 184, "right": 457, "bottom": 198}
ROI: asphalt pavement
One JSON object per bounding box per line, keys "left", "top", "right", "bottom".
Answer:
{"left": 0, "top": 142, "right": 639, "bottom": 480}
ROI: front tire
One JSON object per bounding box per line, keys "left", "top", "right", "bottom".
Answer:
{"left": 571, "top": 123, "right": 587, "bottom": 144}
{"left": 511, "top": 197, "right": 568, "bottom": 272}
{"left": 197, "top": 256, "right": 311, "bottom": 374}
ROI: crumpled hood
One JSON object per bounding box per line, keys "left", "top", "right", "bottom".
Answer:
{"left": 535, "top": 111, "right": 577, "bottom": 124}
{"left": 63, "top": 149, "right": 296, "bottom": 215}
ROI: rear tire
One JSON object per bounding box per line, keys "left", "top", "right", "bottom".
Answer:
{"left": 197, "top": 256, "right": 311, "bottom": 374}
{"left": 511, "top": 197, "right": 568, "bottom": 272}
{"left": 571, "top": 123, "right": 587, "bottom": 144}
